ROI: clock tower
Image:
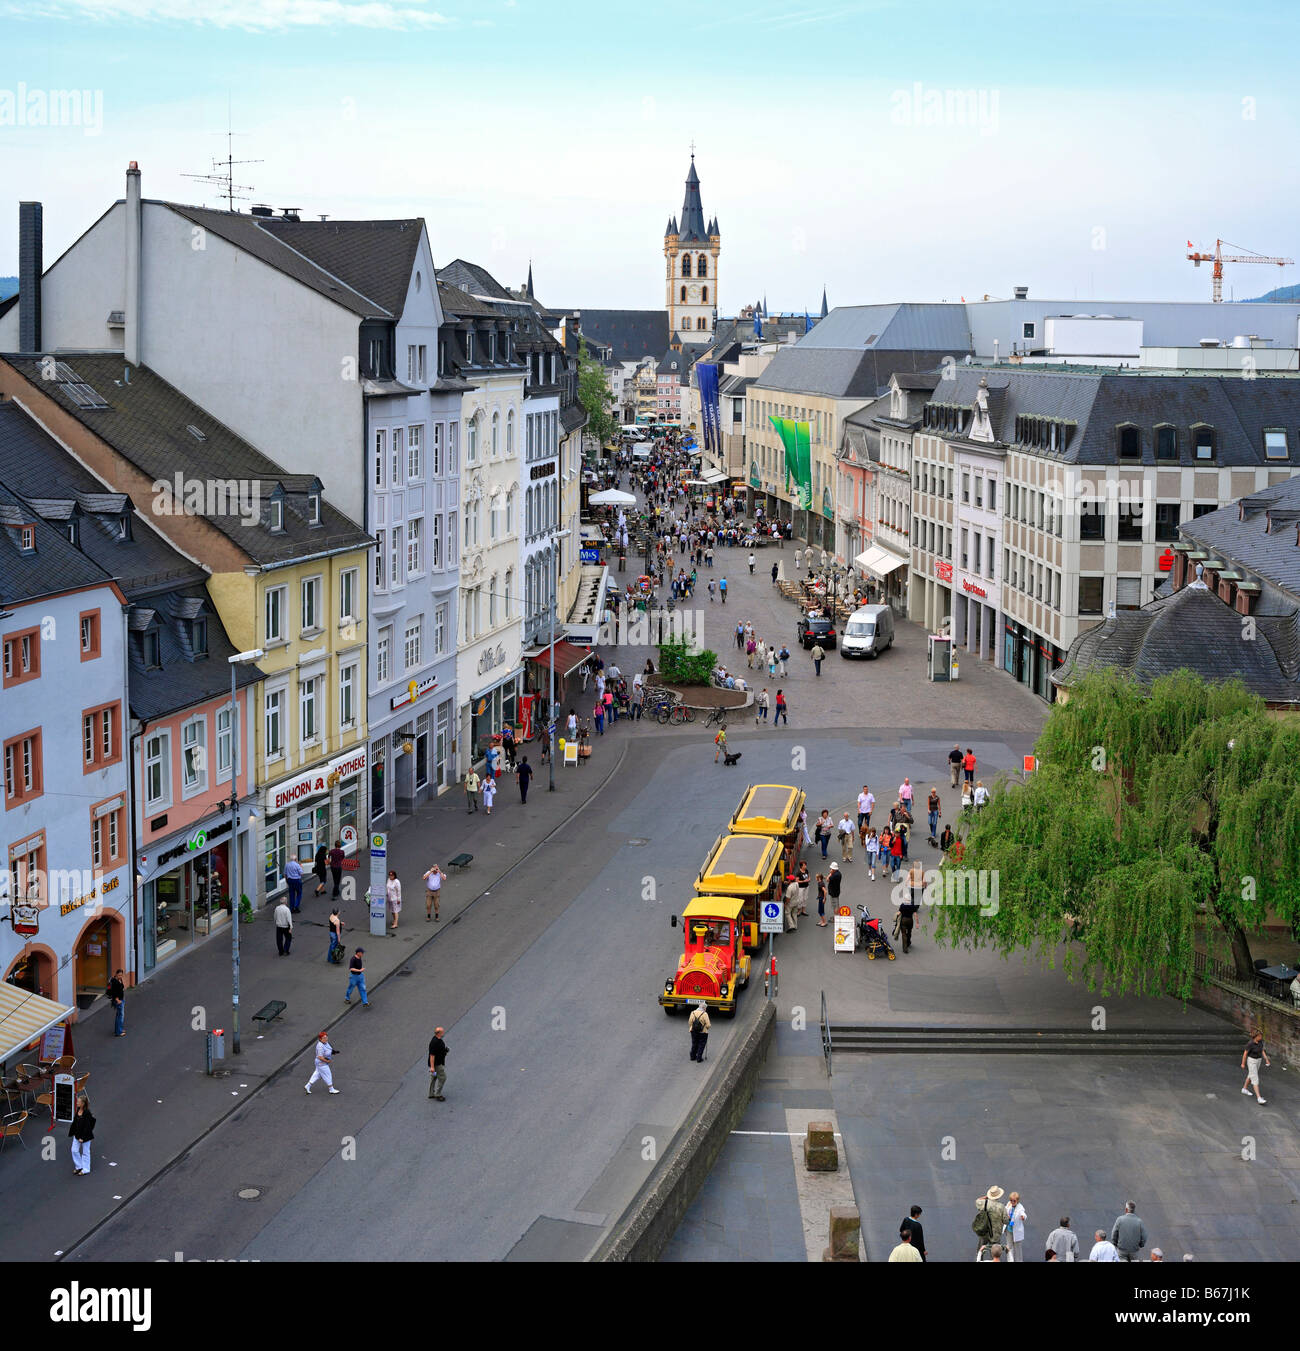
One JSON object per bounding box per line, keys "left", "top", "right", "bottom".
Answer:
{"left": 665, "top": 153, "right": 720, "bottom": 343}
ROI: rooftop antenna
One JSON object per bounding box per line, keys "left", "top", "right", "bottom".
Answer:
{"left": 182, "top": 96, "right": 262, "bottom": 212}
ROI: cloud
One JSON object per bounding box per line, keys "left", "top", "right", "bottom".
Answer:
{"left": 8, "top": 0, "right": 452, "bottom": 30}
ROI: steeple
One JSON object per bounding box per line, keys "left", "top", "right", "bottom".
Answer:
{"left": 678, "top": 153, "right": 707, "bottom": 244}
{"left": 820, "top": 286, "right": 828, "bottom": 319}
{"left": 526, "top": 260, "right": 535, "bottom": 299}
{"left": 665, "top": 215, "right": 678, "bottom": 239}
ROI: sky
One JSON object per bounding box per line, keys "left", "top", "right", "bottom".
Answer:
{"left": 2, "top": 0, "right": 1298, "bottom": 313}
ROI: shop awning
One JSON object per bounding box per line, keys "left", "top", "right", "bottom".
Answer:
{"left": 526, "top": 640, "right": 592, "bottom": 678}
{"left": 855, "top": 546, "right": 907, "bottom": 579}
{"left": 0, "top": 983, "right": 74, "bottom": 1064}
{"left": 701, "top": 468, "right": 727, "bottom": 484}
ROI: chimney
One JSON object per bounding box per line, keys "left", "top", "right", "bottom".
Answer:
{"left": 1013, "top": 285, "right": 1029, "bottom": 300}
{"left": 18, "top": 201, "right": 42, "bottom": 353}
{"left": 124, "top": 161, "right": 142, "bottom": 367}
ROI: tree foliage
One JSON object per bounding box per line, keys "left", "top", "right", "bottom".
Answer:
{"left": 576, "top": 338, "right": 618, "bottom": 448}
{"left": 934, "top": 669, "right": 1300, "bottom": 998}
{"left": 658, "top": 640, "right": 718, "bottom": 685}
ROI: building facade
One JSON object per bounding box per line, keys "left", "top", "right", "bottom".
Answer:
{"left": 664, "top": 156, "right": 720, "bottom": 344}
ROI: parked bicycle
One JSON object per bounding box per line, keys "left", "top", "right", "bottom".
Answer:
{"left": 704, "top": 706, "right": 728, "bottom": 729}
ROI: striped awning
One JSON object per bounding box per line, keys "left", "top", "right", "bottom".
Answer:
{"left": 0, "top": 983, "right": 74, "bottom": 1065}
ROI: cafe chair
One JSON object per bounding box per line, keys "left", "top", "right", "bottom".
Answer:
{"left": 73, "top": 1072, "right": 90, "bottom": 1105}
{"left": 51, "top": 1055, "right": 76, "bottom": 1075}
{"left": 0, "top": 1111, "right": 29, "bottom": 1153}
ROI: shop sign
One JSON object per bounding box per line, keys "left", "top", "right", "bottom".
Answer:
{"left": 341, "top": 826, "right": 358, "bottom": 849}
{"left": 391, "top": 674, "right": 437, "bottom": 711}
{"left": 157, "top": 816, "right": 234, "bottom": 869}
{"left": 748, "top": 461, "right": 761, "bottom": 489}
{"left": 961, "top": 578, "right": 988, "bottom": 598}
{"left": 59, "top": 873, "right": 120, "bottom": 918}
{"left": 934, "top": 561, "right": 953, "bottom": 582}
{"left": 477, "top": 642, "right": 508, "bottom": 676}
{"left": 268, "top": 747, "right": 369, "bottom": 813}
{"left": 12, "top": 902, "right": 40, "bottom": 936}
{"left": 579, "top": 547, "right": 600, "bottom": 564}
{"left": 530, "top": 461, "right": 556, "bottom": 480}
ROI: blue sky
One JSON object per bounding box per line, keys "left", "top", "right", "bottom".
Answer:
{"left": 2, "top": 0, "right": 1298, "bottom": 311}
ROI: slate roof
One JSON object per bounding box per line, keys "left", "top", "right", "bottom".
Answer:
{"left": 253, "top": 217, "right": 423, "bottom": 322}
{"left": 1178, "top": 475, "right": 1300, "bottom": 602}
{"left": 754, "top": 346, "right": 953, "bottom": 400}
{"left": 1052, "top": 581, "right": 1300, "bottom": 704}
{"left": 437, "top": 259, "right": 516, "bottom": 303}
{"left": 0, "top": 478, "right": 112, "bottom": 607}
{"left": 923, "top": 364, "right": 1300, "bottom": 467}
{"left": 796, "top": 303, "right": 972, "bottom": 353}
{"left": 561, "top": 402, "right": 588, "bottom": 436}
{"left": 677, "top": 157, "right": 709, "bottom": 244}
{"left": 437, "top": 280, "right": 499, "bottom": 320}
{"left": 0, "top": 354, "right": 371, "bottom": 568}
{"left": 572, "top": 310, "right": 670, "bottom": 365}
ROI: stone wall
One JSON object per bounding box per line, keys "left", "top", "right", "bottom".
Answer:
{"left": 1192, "top": 976, "right": 1300, "bottom": 1066}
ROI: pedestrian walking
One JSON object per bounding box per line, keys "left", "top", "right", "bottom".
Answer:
{"left": 900, "top": 1206, "right": 927, "bottom": 1262}
{"left": 963, "top": 747, "right": 976, "bottom": 784}
{"left": 344, "top": 948, "right": 370, "bottom": 1007}
{"left": 814, "top": 809, "right": 833, "bottom": 858}
{"left": 973, "top": 780, "right": 989, "bottom": 810}
{"left": 516, "top": 756, "right": 533, "bottom": 803}
{"left": 794, "top": 547, "right": 803, "bottom": 571}
{"left": 857, "top": 785, "right": 875, "bottom": 834}
{"left": 714, "top": 726, "right": 728, "bottom": 763}
{"left": 313, "top": 843, "right": 328, "bottom": 896}
{"left": 708, "top": 578, "right": 715, "bottom": 602}
{"left": 888, "top": 1231, "right": 923, "bottom": 1263}
{"left": 593, "top": 698, "right": 606, "bottom": 734}
{"left": 688, "top": 1001, "right": 711, "bottom": 1061}
{"left": 328, "top": 905, "right": 344, "bottom": 959}
{"left": 719, "top": 576, "right": 727, "bottom": 603}
{"left": 1111, "top": 1201, "right": 1148, "bottom": 1261}
{"left": 428, "top": 1026, "right": 448, "bottom": 1100}
{"left": 274, "top": 897, "right": 294, "bottom": 956}
{"left": 897, "top": 875, "right": 920, "bottom": 954}
{"left": 816, "top": 874, "right": 828, "bottom": 926}
{"left": 68, "top": 1099, "right": 96, "bottom": 1174}
{"left": 837, "top": 811, "right": 855, "bottom": 861}
{"left": 1242, "top": 1030, "right": 1271, "bottom": 1102}
{"left": 1004, "top": 1191, "right": 1027, "bottom": 1263}
{"left": 386, "top": 869, "right": 402, "bottom": 930}
{"left": 810, "top": 642, "right": 825, "bottom": 676}
{"left": 889, "top": 829, "right": 904, "bottom": 881}
{"left": 480, "top": 773, "right": 498, "bottom": 815}
{"left": 746, "top": 636, "right": 757, "bottom": 669}
{"left": 305, "top": 1030, "right": 340, "bottom": 1094}
{"left": 755, "top": 688, "right": 769, "bottom": 723}
{"left": 423, "top": 864, "right": 445, "bottom": 921}
{"left": 773, "top": 689, "right": 788, "bottom": 726}
{"left": 898, "top": 777, "right": 914, "bottom": 810}
{"left": 767, "top": 647, "right": 777, "bottom": 679}
{"left": 948, "top": 743, "right": 963, "bottom": 788}
{"left": 566, "top": 709, "right": 578, "bottom": 742}
{"left": 748, "top": 552, "right": 756, "bottom": 574}
{"left": 865, "top": 828, "right": 880, "bottom": 879}
{"left": 329, "top": 839, "right": 345, "bottom": 899}
{"left": 464, "top": 767, "right": 481, "bottom": 812}
{"left": 927, "top": 787, "right": 941, "bottom": 843}
{"left": 104, "top": 968, "right": 127, "bottom": 1037}
{"left": 771, "top": 562, "right": 779, "bottom": 584}
{"left": 735, "top": 622, "right": 744, "bottom": 650}
{"left": 777, "top": 644, "right": 789, "bottom": 677}
{"left": 795, "top": 859, "right": 811, "bottom": 914}
{"left": 285, "top": 856, "right": 304, "bottom": 912}
{"left": 1045, "top": 1217, "right": 1080, "bottom": 1262}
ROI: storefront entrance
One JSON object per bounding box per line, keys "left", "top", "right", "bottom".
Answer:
{"left": 75, "top": 917, "right": 112, "bottom": 1007}
{"left": 143, "top": 840, "right": 231, "bottom": 970}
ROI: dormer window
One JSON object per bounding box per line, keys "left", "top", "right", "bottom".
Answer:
{"left": 19, "top": 524, "right": 35, "bottom": 553}
{"left": 489, "top": 331, "right": 497, "bottom": 362}
{"left": 269, "top": 497, "right": 285, "bottom": 533}
{"left": 1155, "top": 424, "right": 1178, "bottom": 460}
{"left": 308, "top": 490, "right": 322, "bottom": 526}
{"left": 67, "top": 519, "right": 80, "bottom": 547}
{"left": 143, "top": 628, "right": 161, "bottom": 670}
{"left": 465, "top": 332, "right": 475, "bottom": 364}
{"left": 1264, "top": 428, "right": 1289, "bottom": 460}
{"left": 118, "top": 512, "right": 132, "bottom": 541}
{"left": 1117, "top": 424, "right": 1141, "bottom": 459}
{"left": 190, "top": 617, "right": 208, "bottom": 658}
{"left": 1192, "top": 424, "right": 1216, "bottom": 460}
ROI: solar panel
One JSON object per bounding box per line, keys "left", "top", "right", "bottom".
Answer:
{"left": 51, "top": 361, "right": 108, "bottom": 410}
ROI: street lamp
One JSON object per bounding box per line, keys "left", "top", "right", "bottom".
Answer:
{"left": 547, "top": 527, "right": 573, "bottom": 792}
{"left": 227, "top": 646, "right": 264, "bottom": 1054}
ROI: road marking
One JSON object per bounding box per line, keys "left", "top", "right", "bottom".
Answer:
{"left": 730, "top": 1129, "right": 842, "bottom": 1137}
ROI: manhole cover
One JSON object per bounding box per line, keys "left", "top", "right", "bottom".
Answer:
{"left": 237, "top": 1188, "right": 262, "bottom": 1200}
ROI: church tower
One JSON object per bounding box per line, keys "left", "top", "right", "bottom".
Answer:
{"left": 665, "top": 153, "right": 720, "bottom": 343}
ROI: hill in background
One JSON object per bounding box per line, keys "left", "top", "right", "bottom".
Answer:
{"left": 1245, "top": 283, "right": 1300, "bottom": 303}
{"left": 0, "top": 277, "right": 16, "bottom": 302}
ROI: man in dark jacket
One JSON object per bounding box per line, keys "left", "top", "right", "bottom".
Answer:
{"left": 900, "top": 1205, "right": 927, "bottom": 1261}
{"left": 428, "top": 1027, "right": 449, "bottom": 1100}
{"left": 827, "top": 862, "right": 842, "bottom": 905}
{"left": 328, "top": 840, "right": 345, "bottom": 898}
{"left": 108, "top": 969, "right": 126, "bottom": 1036}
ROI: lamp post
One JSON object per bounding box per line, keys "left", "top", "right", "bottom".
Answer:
{"left": 227, "top": 646, "right": 264, "bottom": 1055}
{"left": 547, "top": 526, "right": 572, "bottom": 792}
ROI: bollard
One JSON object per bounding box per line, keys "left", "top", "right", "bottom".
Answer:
{"left": 803, "top": 1120, "right": 839, "bottom": 1172}
{"left": 823, "top": 1206, "right": 861, "bottom": 1263}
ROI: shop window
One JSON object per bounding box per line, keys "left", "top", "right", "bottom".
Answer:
{"left": 340, "top": 786, "right": 358, "bottom": 839}
{"left": 264, "top": 816, "right": 288, "bottom": 896}
{"left": 1078, "top": 576, "right": 1104, "bottom": 615}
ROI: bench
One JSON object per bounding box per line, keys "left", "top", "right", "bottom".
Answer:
{"left": 251, "top": 1000, "right": 286, "bottom": 1027}
{"left": 448, "top": 853, "right": 473, "bottom": 872}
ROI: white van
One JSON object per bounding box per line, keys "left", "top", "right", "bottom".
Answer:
{"left": 840, "top": 604, "right": 894, "bottom": 659}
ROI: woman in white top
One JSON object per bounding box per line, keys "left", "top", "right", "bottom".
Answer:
{"left": 385, "top": 869, "right": 402, "bottom": 931}
{"left": 864, "top": 829, "right": 880, "bottom": 879}
{"left": 973, "top": 780, "right": 989, "bottom": 810}
{"left": 481, "top": 774, "right": 497, "bottom": 815}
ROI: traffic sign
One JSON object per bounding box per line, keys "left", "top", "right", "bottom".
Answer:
{"left": 760, "top": 900, "right": 784, "bottom": 935}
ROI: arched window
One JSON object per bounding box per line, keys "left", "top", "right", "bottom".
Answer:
{"left": 702, "top": 286, "right": 708, "bottom": 303}
{"left": 526, "top": 487, "right": 534, "bottom": 538}
{"left": 680, "top": 285, "right": 687, "bottom": 303}
{"left": 491, "top": 410, "right": 500, "bottom": 457}
{"left": 506, "top": 488, "right": 515, "bottom": 535}
{"left": 681, "top": 255, "right": 692, "bottom": 278}
{"left": 697, "top": 256, "right": 707, "bottom": 277}
{"left": 467, "top": 418, "right": 477, "bottom": 462}
{"left": 506, "top": 409, "right": 515, "bottom": 457}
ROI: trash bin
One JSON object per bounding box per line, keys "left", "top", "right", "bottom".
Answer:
{"left": 206, "top": 1029, "right": 226, "bottom": 1075}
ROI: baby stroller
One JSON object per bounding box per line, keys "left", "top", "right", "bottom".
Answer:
{"left": 857, "top": 903, "right": 896, "bottom": 961}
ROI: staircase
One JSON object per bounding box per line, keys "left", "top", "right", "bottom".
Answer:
{"left": 824, "top": 1024, "right": 1244, "bottom": 1056}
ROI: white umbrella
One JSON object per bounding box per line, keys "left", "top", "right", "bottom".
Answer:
{"left": 590, "top": 489, "right": 636, "bottom": 506}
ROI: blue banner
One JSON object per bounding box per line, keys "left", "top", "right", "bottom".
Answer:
{"left": 697, "top": 361, "right": 720, "bottom": 455}
{"left": 579, "top": 547, "right": 600, "bottom": 564}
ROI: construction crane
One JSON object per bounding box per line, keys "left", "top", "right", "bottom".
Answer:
{"left": 1186, "top": 238, "right": 1293, "bottom": 303}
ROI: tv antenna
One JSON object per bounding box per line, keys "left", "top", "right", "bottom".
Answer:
{"left": 183, "top": 103, "right": 262, "bottom": 212}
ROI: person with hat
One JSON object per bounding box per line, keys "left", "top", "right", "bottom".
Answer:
{"left": 826, "top": 861, "right": 843, "bottom": 909}
{"left": 973, "top": 1186, "right": 1009, "bottom": 1258}
{"left": 344, "top": 948, "right": 370, "bottom": 1007}
{"left": 428, "top": 1027, "right": 448, "bottom": 1100}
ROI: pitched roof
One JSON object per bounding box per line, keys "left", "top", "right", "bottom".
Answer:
{"left": 0, "top": 354, "right": 370, "bottom": 568}
{"left": 1178, "top": 475, "right": 1300, "bottom": 601}
{"left": 572, "top": 309, "right": 670, "bottom": 365}
{"left": 678, "top": 156, "right": 709, "bottom": 244}
{"left": 437, "top": 280, "right": 499, "bottom": 320}
{"left": 754, "top": 345, "right": 952, "bottom": 400}
{"left": 1052, "top": 581, "right": 1300, "bottom": 703}
{"left": 0, "top": 478, "right": 112, "bottom": 606}
{"left": 437, "top": 259, "right": 516, "bottom": 303}
{"left": 796, "top": 302, "right": 971, "bottom": 352}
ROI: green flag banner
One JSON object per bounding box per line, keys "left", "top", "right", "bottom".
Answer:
{"left": 769, "top": 416, "right": 812, "bottom": 509}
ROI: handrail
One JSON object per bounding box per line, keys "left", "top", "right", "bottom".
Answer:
{"left": 820, "top": 989, "right": 833, "bottom": 1078}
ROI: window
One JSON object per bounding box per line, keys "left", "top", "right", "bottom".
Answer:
{"left": 491, "top": 411, "right": 500, "bottom": 458}
{"left": 431, "top": 422, "right": 443, "bottom": 477}
{"left": 269, "top": 497, "right": 284, "bottom": 532}
{"left": 431, "top": 514, "right": 442, "bottom": 570}
{"left": 91, "top": 797, "right": 125, "bottom": 871}
{"left": 2, "top": 627, "right": 40, "bottom": 687}
{"left": 265, "top": 689, "right": 285, "bottom": 760}
{"left": 1155, "top": 424, "right": 1178, "bottom": 460}
{"left": 216, "top": 706, "right": 232, "bottom": 783}
{"left": 340, "top": 568, "right": 358, "bottom": 623}
{"left": 301, "top": 576, "right": 322, "bottom": 632}
{"left": 1116, "top": 501, "right": 1144, "bottom": 541}
{"left": 489, "top": 575, "right": 498, "bottom": 627}
{"left": 1115, "top": 576, "right": 1142, "bottom": 610}
{"left": 503, "top": 570, "right": 512, "bottom": 618}
{"left": 79, "top": 611, "right": 100, "bottom": 661}
{"left": 1264, "top": 428, "right": 1289, "bottom": 460}
{"left": 1191, "top": 502, "right": 1217, "bottom": 519}
{"left": 506, "top": 491, "right": 515, "bottom": 536}
{"left": 408, "top": 424, "right": 423, "bottom": 479}
{"left": 974, "top": 476, "right": 984, "bottom": 509}
{"left": 961, "top": 472, "right": 970, "bottom": 504}
{"left": 307, "top": 491, "right": 321, "bottom": 526}
{"left": 1154, "top": 503, "right": 1180, "bottom": 541}
{"left": 82, "top": 703, "right": 120, "bottom": 771}
{"left": 181, "top": 717, "right": 206, "bottom": 794}
{"left": 1117, "top": 425, "right": 1141, "bottom": 459}
{"left": 447, "top": 421, "right": 458, "bottom": 474}
{"left": 682, "top": 255, "right": 692, "bottom": 277}
{"left": 392, "top": 427, "right": 405, "bottom": 485}
{"left": 374, "top": 531, "right": 386, "bottom": 591}
{"left": 374, "top": 429, "right": 387, "bottom": 488}
{"left": 142, "top": 628, "right": 161, "bottom": 670}
{"left": 407, "top": 518, "right": 423, "bottom": 575}
{"left": 143, "top": 729, "right": 170, "bottom": 809}
{"left": 490, "top": 493, "right": 501, "bottom": 541}
{"left": 506, "top": 409, "right": 515, "bottom": 457}
{"left": 189, "top": 616, "right": 208, "bottom": 658}
{"left": 702, "top": 286, "right": 709, "bottom": 303}
{"left": 1193, "top": 425, "right": 1215, "bottom": 460}
{"left": 300, "top": 676, "right": 321, "bottom": 745}
{"left": 467, "top": 418, "right": 478, "bottom": 462}
{"left": 434, "top": 604, "right": 447, "bottom": 656}
{"left": 1079, "top": 505, "right": 1105, "bottom": 541}
{"left": 972, "top": 534, "right": 982, "bottom": 574}
{"left": 408, "top": 345, "right": 417, "bottom": 383}
{"left": 390, "top": 529, "right": 401, "bottom": 586}
{"left": 18, "top": 524, "right": 34, "bottom": 552}
{"left": 681, "top": 285, "right": 687, "bottom": 303}
{"left": 265, "top": 585, "right": 287, "bottom": 644}
{"left": 465, "top": 332, "right": 474, "bottom": 364}
{"left": 987, "top": 479, "right": 996, "bottom": 512}
{"left": 1078, "top": 576, "right": 1104, "bottom": 615}
{"left": 1022, "top": 322, "right": 1035, "bottom": 340}
{"left": 340, "top": 662, "right": 357, "bottom": 729}
{"left": 960, "top": 528, "right": 968, "bottom": 570}
{"left": 376, "top": 627, "right": 392, "bottom": 684}
{"left": 4, "top": 729, "right": 42, "bottom": 806}
{"left": 404, "top": 618, "right": 422, "bottom": 671}
{"left": 8, "top": 831, "right": 46, "bottom": 903}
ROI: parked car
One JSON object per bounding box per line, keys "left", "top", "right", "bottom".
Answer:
{"left": 840, "top": 604, "right": 894, "bottom": 659}
{"left": 795, "top": 614, "right": 837, "bottom": 650}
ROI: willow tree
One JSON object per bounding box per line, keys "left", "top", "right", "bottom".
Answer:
{"left": 933, "top": 669, "right": 1300, "bottom": 998}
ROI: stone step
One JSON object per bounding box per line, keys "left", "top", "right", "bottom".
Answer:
{"left": 824, "top": 1025, "right": 1244, "bottom": 1055}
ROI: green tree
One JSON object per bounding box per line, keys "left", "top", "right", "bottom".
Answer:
{"left": 657, "top": 639, "right": 718, "bottom": 685}
{"left": 576, "top": 338, "right": 618, "bottom": 448}
{"left": 934, "top": 669, "right": 1300, "bottom": 998}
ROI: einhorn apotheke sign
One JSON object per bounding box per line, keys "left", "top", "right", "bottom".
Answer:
{"left": 267, "top": 747, "right": 368, "bottom": 813}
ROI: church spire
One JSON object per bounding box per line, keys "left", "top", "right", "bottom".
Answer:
{"left": 526, "top": 260, "right": 535, "bottom": 299}
{"left": 678, "top": 151, "right": 707, "bottom": 243}
{"left": 820, "top": 286, "right": 828, "bottom": 319}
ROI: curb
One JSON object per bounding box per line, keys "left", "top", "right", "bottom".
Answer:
{"left": 57, "top": 740, "right": 631, "bottom": 1261}
{"left": 592, "top": 997, "right": 777, "bottom": 1262}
